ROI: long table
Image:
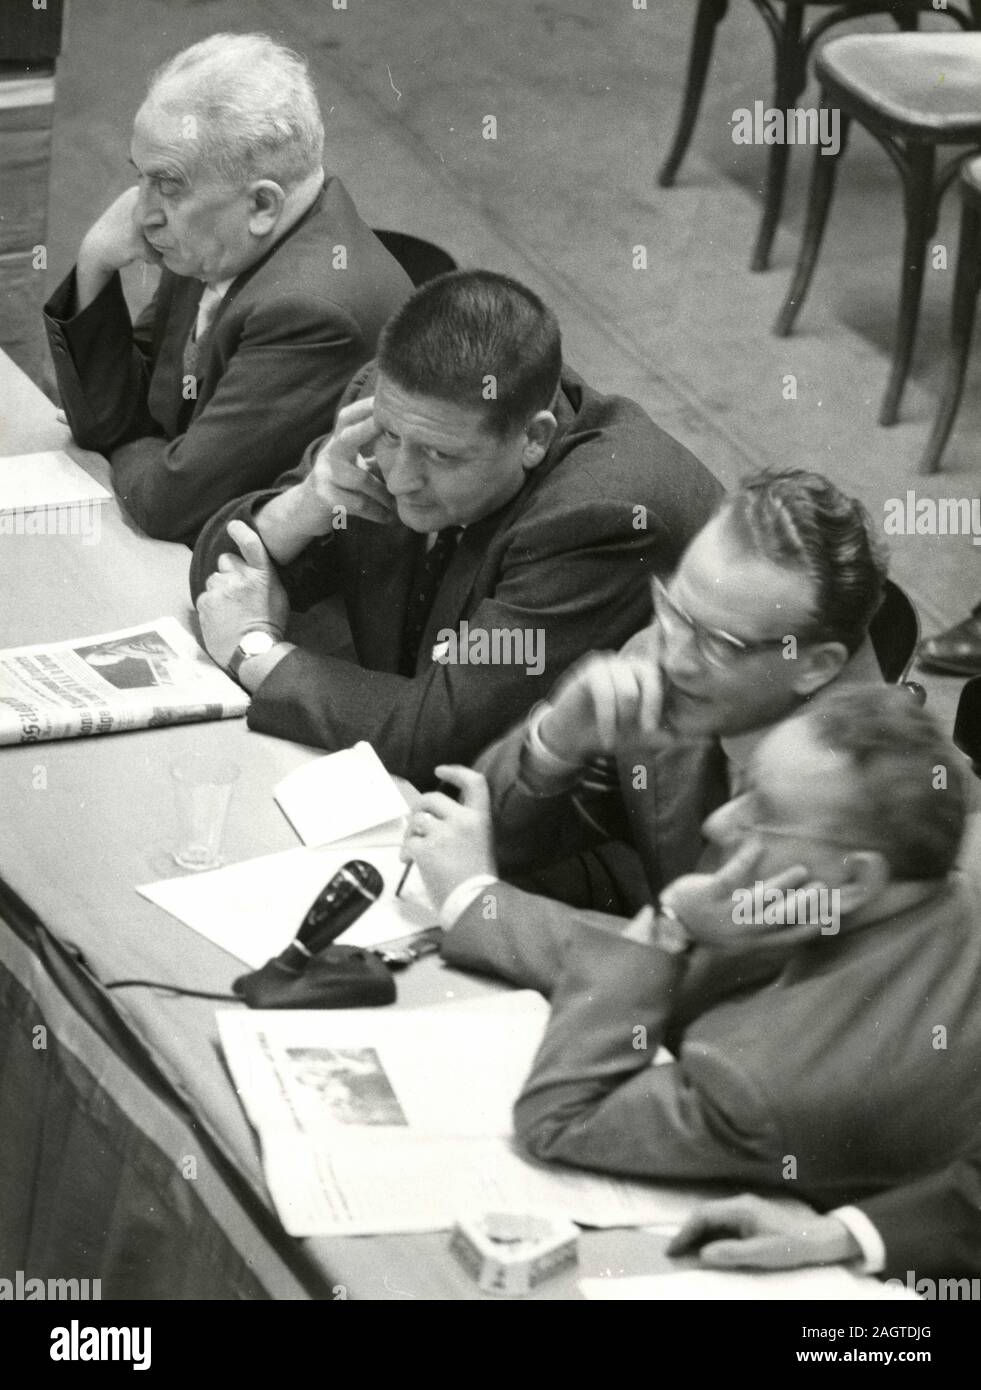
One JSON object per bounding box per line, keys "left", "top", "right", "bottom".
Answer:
{"left": 0, "top": 349, "right": 692, "bottom": 1299}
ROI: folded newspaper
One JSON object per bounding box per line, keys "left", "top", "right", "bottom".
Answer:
{"left": 218, "top": 993, "right": 717, "bottom": 1237}
{"left": 0, "top": 617, "right": 249, "bottom": 746}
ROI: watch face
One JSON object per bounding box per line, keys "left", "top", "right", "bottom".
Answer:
{"left": 240, "top": 630, "right": 276, "bottom": 658}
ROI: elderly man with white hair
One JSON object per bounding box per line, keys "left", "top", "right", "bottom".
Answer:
{"left": 44, "top": 32, "right": 411, "bottom": 544}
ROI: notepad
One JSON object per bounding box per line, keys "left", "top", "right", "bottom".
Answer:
{"left": 273, "top": 741, "right": 411, "bottom": 847}
{"left": 0, "top": 450, "right": 111, "bottom": 513}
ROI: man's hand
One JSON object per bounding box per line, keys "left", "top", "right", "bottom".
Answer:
{"left": 255, "top": 396, "right": 398, "bottom": 563}
{"left": 668, "top": 1195, "right": 862, "bottom": 1271}
{"left": 660, "top": 837, "right": 828, "bottom": 951}
{"left": 196, "top": 520, "right": 291, "bottom": 668}
{"left": 401, "top": 764, "right": 498, "bottom": 908}
{"left": 76, "top": 188, "right": 162, "bottom": 309}
{"left": 537, "top": 630, "right": 664, "bottom": 766}
{"left": 299, "top": 396, "right": 398, "bottom": 530}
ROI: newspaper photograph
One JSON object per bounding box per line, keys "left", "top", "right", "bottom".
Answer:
{"left": 0, "top": 617, "right": 250, "bottom": 746}
{"left": 217, "top": 995, "right": 718, "bottom": 1238}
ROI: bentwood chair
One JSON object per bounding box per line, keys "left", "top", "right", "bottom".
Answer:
{"left": 920, "top": 154, "right": 981, "bottom": 471}
{"left": 373, "top": 230, "right": 457, "bottom": 287}
{"left": 775, "top": 33, "right": 981, "bottom": 427}
{"left": 659, "top": 1, "right": 981, "bottom": 272}
{"left": 871, "top": 578, "right": 926, "bottom": 700}
{"left": 954, "top": 674, "right": 981, "bottom": 776}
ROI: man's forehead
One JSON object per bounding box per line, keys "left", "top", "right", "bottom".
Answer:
{"left": 751, "top": 717, "right": 850, "bottom": 811}
{"left": 674, "top": 514, "right": 816, "bottom": 635}
{"left": 132, "top": 102, "right": 202, "bottom": 177}
{"left": 373, "top": 376, "right": 495, "bottom": 445}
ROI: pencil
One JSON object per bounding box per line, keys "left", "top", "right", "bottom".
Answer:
{"left": 394, "top": 859, "right": 413, "bottom": 899}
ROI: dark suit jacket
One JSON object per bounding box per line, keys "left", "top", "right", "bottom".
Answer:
{"left": 43, "top": 177, "right": 412, "bottom": 544}
{"left": 860, "top": 1152, "right": 981, "bottom": 1279}
{"left": 190, "top": 363, "right": 723, "bottom": 787}
{"left": 442, "top": 877, "right": 981, "bottom": 1209}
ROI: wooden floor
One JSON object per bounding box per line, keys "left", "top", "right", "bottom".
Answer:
{"left": 39, "top": 0, "right": 981, "bottom": 731}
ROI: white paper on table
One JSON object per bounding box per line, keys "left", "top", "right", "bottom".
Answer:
{"left": 580, "top": 1268, "right": 921, "bottom": 1301}
{"left": 0, "top": 450, "right": 111, "bottom": 512}
{"left": 137, "top": 843, "right": 434, "bottom": 967}
{"left": 273, "top": 742, "right": 410, "bottom": 847}
{"left": 215, "top": 994, "right": 733, "bottom": 1237}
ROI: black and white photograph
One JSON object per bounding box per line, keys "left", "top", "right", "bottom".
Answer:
{"left": 0, "top": 0, "right": 978, "bottom": 1346}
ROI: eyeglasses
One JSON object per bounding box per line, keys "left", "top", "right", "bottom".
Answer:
{"left": 651, "top": 577, "right": 796, "bottom": 668}
{"left": 720, "top": 793, "right": 888, "bottom": 853}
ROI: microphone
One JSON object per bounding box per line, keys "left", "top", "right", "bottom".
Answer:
{"left": 278, "top": 860, "right": 384, "bottom": 971}
{"left": 233, "top": 860, "right": 384, "bottom": 998}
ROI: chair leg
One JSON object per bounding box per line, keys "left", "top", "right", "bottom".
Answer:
{"left": 920, "top": 196, "right": 981, "bottom": 473}
{"left": 880, "top": 142, "right": 936, "bottom": 426}
{"left": 658, "top": 0, "right": 730, "bottom": 188}
{"left": 750, "top": 2, "right": 805, "bottom": 272}
{"left": 774, "top": 99, "right": 851, "bottom": 335}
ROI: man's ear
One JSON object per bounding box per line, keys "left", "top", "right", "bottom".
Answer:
{"left": 837, "top": 850, "right": 890, "bottom": 917}
{"left": 247, "top": 180, "right": 287, "bottom": 237}
{"left": 521, "top": 411, "right": 558, "bottom": 470}
{"left": 791, "top": 640, "right": 849, "bottom": 697}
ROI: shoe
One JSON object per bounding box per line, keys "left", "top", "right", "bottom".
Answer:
{"left": 918, "top": 606, "right": 981, "bottom": 677}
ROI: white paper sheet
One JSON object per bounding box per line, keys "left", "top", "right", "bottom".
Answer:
{"left": 580, "top": 1268, "right": 921, "bottom": 1300}
{"left": 0, "top": 450, "right": 111, "bottom": 512}
{"left": 273, "top": 742, "right": 411, "bottom": 847}
{"left": 137, "top": 844, "right": 434, "bottom": 966}
{"left": 216, "top": 994, "right": 732, "bottom": 1237}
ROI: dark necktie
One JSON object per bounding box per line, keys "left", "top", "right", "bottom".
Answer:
{"left": 400, "top": 527, "right": 462, "bottom": 674}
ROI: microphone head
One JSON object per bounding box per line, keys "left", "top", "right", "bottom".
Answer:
{"left": 295, "top": 859, "right": 385, "bottom": 947}
{"left": 343, "top": 859, "right": 385, "bottom": 899}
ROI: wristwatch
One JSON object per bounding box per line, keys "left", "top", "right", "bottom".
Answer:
{"left": 654, "top": 902, "right": 693, "bottom": 957}
{"left": 226, "top": 627, "right": 282, "bottom": 681}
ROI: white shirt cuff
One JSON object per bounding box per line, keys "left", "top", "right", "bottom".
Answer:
{"left": 518, "top": 702, "right": 584, "bottom": 795}
{"left": 831, "top": 1205, "right": 886, "bottom": 1275}
{"left": 438, "top": 875, "right": 500, "bottom": 930}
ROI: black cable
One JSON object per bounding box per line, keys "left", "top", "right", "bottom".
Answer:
{"left": 104, "top": 978, "right": 240, "bottom": 1001}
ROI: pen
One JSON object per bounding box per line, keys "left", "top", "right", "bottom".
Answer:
{"left": 395, "top": 778, "right": 459, "bottom": 899}
{"left": 394, "top": 858, "right": 413, "bottom": 899}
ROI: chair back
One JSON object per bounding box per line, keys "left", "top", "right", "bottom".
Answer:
{"left": 373, "top": 230, "right": 457, "bottom": 287}
{"left": 870, "top": 579, "right": 925, "bottom": 700}
{"left": 955, "top": 675, "right": 981, "bottom": 778}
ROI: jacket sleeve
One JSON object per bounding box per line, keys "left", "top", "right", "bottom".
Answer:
{"left": 239, "top": 495, "right": 661, "bottom": 787}
{"left": 107, "top": 290, "right": 370, "bottom": 543}
{"left": 475, "top": 716, "right": 631, "bottom": 876}
{"left": 857, "top": 1155, "right": 981, "bottom": 1280}
{"left": 443, "top": 887, "right": 784, "bottom": 1185}
{"left": 44, "top": 269, "right": 159, "bottom": 451}
{"left": 189, "top": 363, "right": 376, "bottom": 603}
{"left": 509, "top": 918, "right": 785, "bottom": 1186}
{"left": 47, "top": 267, "right": 372, "bottom": 544}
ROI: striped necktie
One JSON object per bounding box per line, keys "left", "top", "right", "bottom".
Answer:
{"left": 400, "top": 527, "right": 463, "bottom": 674}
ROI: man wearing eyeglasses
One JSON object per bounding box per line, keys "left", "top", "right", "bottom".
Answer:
{"left": 403, "top": 686, "right": 981, "bottom": 1199}
{"left": 426, "top": 468, "right": 886, "bottom": 919}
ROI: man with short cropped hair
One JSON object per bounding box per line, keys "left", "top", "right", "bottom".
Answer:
{"left": 405, "top": 686, "right": 981, "bottom": 1202}
{"left": 44, "top": 32, "right": 411, "bottom": 543}
{"left": 190, "top": 269, "right": 722, "bottom": 787}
